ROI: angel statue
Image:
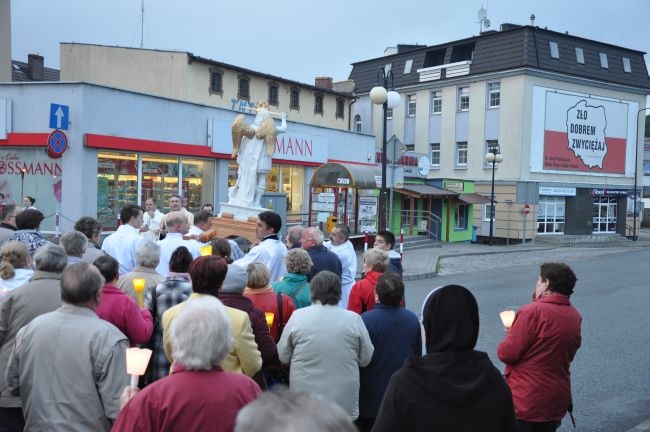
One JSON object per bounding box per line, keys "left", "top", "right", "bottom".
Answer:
{"left": 228, "top": 101, "right": 287, "bottom": 209}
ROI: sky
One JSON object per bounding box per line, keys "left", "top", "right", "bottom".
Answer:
{"left": 9, "top": 0, "right": 650, "bottom": 87}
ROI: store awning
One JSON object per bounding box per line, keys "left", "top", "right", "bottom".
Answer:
{"left": 310, "top": 163, "right": 380, "bottom": 189}
{"left": 458, "top": 193, "right": 491, "bottom": 204}
{"left": 393, "top": 184, "right": 458, "bottom": 199}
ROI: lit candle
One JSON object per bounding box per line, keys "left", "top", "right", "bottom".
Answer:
{"left": 499, "top": 310, "right": 516, "bottom": 329}
{"left": 126, "top": 347, "right": 152, "bottom": 389}
{"left": 132, "top": 278, "right": 146, "bottom": 307}
{"left": 200, "top": 244, "right": 213, "bottom": 256}
{"left": 265, "top": 312, "right": 274, "bottom": 327}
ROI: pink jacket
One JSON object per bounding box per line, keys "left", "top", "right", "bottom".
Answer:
{"left": 497, "top": 294, "right": 582, "bottom": 422}
{"left": 96, "top": 284, "right": 153, "bottom": 346}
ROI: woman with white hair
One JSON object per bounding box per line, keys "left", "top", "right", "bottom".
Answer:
{"left": 0, "top": 241, "right": 33, "bottom": 297}
{"left": 116, "top": 240, "right": 165, "bottom": 302}
{"left": 114, "top": 296, "right": 261, "bottom": 431}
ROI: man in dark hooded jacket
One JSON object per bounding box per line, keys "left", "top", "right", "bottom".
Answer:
{"left": 372, "top": 284, "right": 517, "bottom": 432}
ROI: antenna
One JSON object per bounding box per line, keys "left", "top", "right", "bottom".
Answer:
{"left": 140, "top": 0, "right": 144, "bottom": 48}
{"left": 530, "top": 14, "right": 536, "bottom": 26}
{"left": 477, "top": 4, "right": 490, "bottom": 33}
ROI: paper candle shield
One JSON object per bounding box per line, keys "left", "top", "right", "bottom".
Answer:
{"left": 126, "top": 347, "right": 153, "bottom": 375}
{"left": 499, "top": 310, "right": 516, "bottom": 328}
{"left": 132, "top": 278, "right": 146, "bottom": 293}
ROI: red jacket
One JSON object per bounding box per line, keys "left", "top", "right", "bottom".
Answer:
{"left": 244, "top": 287, "right": 295, "bottom": 342}
{"left": 347, "top": 271, "right": 381, "bottom": 314}
{"left": 497, "top": 294, "right": 582, "bottom": 422}
{"left": 96, "top": 284, "right": 153, "bottom": 346}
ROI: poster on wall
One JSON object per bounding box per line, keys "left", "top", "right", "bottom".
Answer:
{"left": 358, "top": 196, "right": 378, "bottom": 233}
{"left": 0, "top": 149, "right": 62, "bottom": 232}
{"left": 531, "top": 88, "right": 635, "bottom": 176}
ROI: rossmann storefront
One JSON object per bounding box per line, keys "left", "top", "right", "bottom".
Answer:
{"left": 0, "top": 82, "right": 375, "bottom": 233}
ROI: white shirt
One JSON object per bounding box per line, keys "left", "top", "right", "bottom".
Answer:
{"left": 234, "top": 236, "right": 287, "bottom": 282}
{"left": 101, "top": 224, "right": 143, "bottom": 275}
{"left": 324, "top": 240, "right": 358, "bottom": 309}
{"left": 155, "top": 232, "right": 201, "bottom": 277}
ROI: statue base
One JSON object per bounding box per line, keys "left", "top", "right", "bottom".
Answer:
{"left": 199, "top": 212, "right": 258, "bottom": 244}
{"left": 218, "top": 202, "right": 267, "bottom": 221}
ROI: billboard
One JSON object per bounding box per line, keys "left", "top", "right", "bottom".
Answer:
{"left": 530, "top": 87, "right": 638, "bottom": 176}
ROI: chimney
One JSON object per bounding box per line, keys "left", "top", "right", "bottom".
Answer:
{"left": 314, "top": 76, "right": 333, "bottom": 90}
{"left": 28, "top": 54, "right": 44, "bottom": 80}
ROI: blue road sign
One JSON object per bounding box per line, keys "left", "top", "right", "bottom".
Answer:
{"left": 49, "top": 104, "right": 69, "bottom": 130}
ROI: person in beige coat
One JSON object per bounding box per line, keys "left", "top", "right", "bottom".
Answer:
{"left": 116, "top": 240, "right": 165, "bottom": 302}
{"left": 162, "top": 256, "right": 262, "bottom": 378}
{"left": 0, "top": 244, "right": 67, "bottom": 431}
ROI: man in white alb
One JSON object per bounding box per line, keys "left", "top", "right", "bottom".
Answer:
{"left": 101, "top": 204, "right": 145, "bottom": 274}
{"left": 156, "top": 212, "right": 201, "bottom": 277}
{"left": 233, "top": 211, "right": 287, "bottom": 282}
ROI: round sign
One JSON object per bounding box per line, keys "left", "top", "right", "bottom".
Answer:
{"left": 524, "top": 204, "right": 530, "bottom": 215}
{"left": 47, "top": 130, "right": 68, "bottom": 159}
{"left": 417, "top": 156, "right": 431, "bottom": 176}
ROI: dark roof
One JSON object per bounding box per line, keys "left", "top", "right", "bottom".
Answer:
{"left": 349, "top": 25, "right": 650, "bottom": 93}
{"left": 11, "top": 61, "right": 60, "bottom": 82}
{"left": 394, "top": 184, "right": 457, "bottom": 198}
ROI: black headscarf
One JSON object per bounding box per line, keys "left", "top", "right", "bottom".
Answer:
{"left": 421, "top": 285, "right": 479, "bottom": 353}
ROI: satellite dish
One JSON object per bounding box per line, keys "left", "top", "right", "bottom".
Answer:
{"left": 484, "top": 18, "right": 491, "bottom": 28}
{"left": 477, "top": 6, "right": 487, "bottom": 20}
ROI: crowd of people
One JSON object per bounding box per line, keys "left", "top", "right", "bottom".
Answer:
{"left": 0, "top": 195, "right": 582, "bottom": 432}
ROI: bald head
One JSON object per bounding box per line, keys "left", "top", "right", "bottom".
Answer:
{"left": 166, "top": 211, "right": 189, "bottom": 234}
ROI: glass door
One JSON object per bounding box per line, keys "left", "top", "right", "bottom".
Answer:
{"left": 593, "top": 196, "right": 617, "bottom": 233}
{"left": 537, "top": 196, "right": 565, "bottom": 234}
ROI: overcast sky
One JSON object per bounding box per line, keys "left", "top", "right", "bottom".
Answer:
{"left": 10, "top": 0, "right": 650, "bottom": 87}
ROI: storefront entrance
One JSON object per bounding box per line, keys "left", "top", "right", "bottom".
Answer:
{"left": 592, "top": 196, "right": 617, "bottom": 233}
{"left": 537, "top": 196, "right": 566, "bottom": 234}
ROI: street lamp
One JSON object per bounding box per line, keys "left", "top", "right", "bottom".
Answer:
{"left": 633, "top": 108, "right": 647, "bottom": 241}
{"left": 485, "top": 143, "right": 503, "bottom": 245}
{"left": 20, "top": 168, "right": 26, "bottom": 203}
{"left": 370, "top": 67, "right": 401, "bottom": 231}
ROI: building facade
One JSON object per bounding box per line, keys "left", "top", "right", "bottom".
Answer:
{"left": 349, "top": 25, "right": 650, "bottom": 242}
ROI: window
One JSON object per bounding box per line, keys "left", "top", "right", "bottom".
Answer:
{"left": 575, "top": 47, "right": 585, "bottom": 64}
{"left": 432, "top": 91, "right": 442, "bottom": 114}
{"left": 404, "top": 59, "right": 413, "bottom": 74}
{"left": 488, "top": 82, "right": 500, "bottom": 108}
{"left": 484, "top": 140, "right": 499, "bottom": 167}
{"left": 268, "top": 83, "right": 279, "bottom": 106}
{"left": 622, "top": 57, "right": 631, "bottom": 73}
{"left": 430, "top": 143, "right": 440, "bottom": 167}
{"left": 336, "top": 98, "right": 345, "bottom": 119}
{"left": 538, "top": 196, "right": 566, "bottom": 234}
{"left": 314, "top": 93, "right": 324, "bottom": 114}
{"left": 237, "top": 76, "right": 250, "bottom": 100}
{"left": 354, "top": 115, "right": 362, "bottom": 133}
{"left": 549, "top": 41, "right": 559, "bottom": 59}
{"left": 290, "top": 88, "right": 300, "bottom": 110}
{"left": 455, "top": 204, "right": 468, "bottom": 230}
{"left": 407, "top": 95, "right": 416, "bottom": 117}
{"left": 455, "top": 141, "right": 467, "bottom": 166}
{"left": 599, "top": 52, "right": 608, "bottom": 69}
{"left": 209, "top": 69, "right": 223, "bottom": 95}
{"left": 386, "top": 108, "right": 393, "bottom": 119}
{"left": 458, "top": 87, "right": 470, "bottom": 111}
{"left": 483, "top": 203, "right": 495, "bottom": 221}
{"left": 405, "top": 144, "right": 415, "bottom": 151}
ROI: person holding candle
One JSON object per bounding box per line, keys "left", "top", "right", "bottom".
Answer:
{"left": 93, "top": 255, "right": 153, "bottom": 346}
{"left": 114, "top": 296, "right": 261, "bottom": 431}
{"left": 373, "top": 284, "right": 516, "bottom": 431}
{"left": 116, "top": 240, "right": 165, "bottom": 302}
{"left": 497, "top": 262, "right": 582, "bottom": 432}
{"left": 6, "top": 263, "right": 129, "bottom": 431}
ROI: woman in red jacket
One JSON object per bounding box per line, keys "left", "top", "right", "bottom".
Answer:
{"left": 497, "top": 262, "right": 582, "bottom": 432}
{"left": 347, "top": 248, "right": 388, "bottom": 314}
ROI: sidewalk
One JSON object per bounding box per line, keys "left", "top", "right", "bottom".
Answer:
{"left": 357, "top": 228, "right": 650, "bottom": 281}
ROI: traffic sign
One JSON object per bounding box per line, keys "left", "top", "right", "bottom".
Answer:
{"left": 49, "top": 103, "right": 69, "bottom": 130}
{"left": 47, "top": 130, "right": 68, "bottom": 159}
{"left": 524, "top": 204, "right": 530, "bottom": 215}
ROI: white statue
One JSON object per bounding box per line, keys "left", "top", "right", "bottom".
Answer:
{"left": 228, "top": 101, "right": 287, "bottom": 209}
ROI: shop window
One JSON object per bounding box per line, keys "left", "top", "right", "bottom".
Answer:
{"left": 537, "top": 196, "right": 565, "bottom": 234}
{"left": 336, "top": 98, "right": 345, "bottom": 119}
{"left": 592, "top": 196, "right": 617, "bottom": 233}
{"left": 181, "top": 158, "right": 215, "bottom": 213}
{"left": 97, "top": 151, "right": 140, "bottom": 229}
{"left": 455, "top": 204, "right": 468, "bottom": 230}
{"left": 314, "top": 93, "right": 324, "bottom": 115}
{"left": 268, "top": 83, "right": 279, "bottom": 106}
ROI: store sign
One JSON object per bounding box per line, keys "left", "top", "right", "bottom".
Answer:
{"left": 445, "top": 181, "right": 465, "bottom": 192}
{"left": 336, "top": 178, "right": 350, "bottom": 185}
{"left": 591, "top": 188, "right": 628, "bottom": 196}
{"left": 539, "top": 186, "right": 576, "bottom": 196}
{"left": 532, "top": 88, "right": 631, "bottom": 175}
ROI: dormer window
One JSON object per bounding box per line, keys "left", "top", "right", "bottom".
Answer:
{"left": 575, "top": 47, "right": 584, "bottom": 64}
{"left": 599, "top": 52, "right": 608, "bottom": 69}
{"left": 622, "top": 57, "right": 631, "bottom": 73}
{"left": 549, "top": 42, "right": 559, "bottom": 59}
{"left": 404, "top": 59, "right": 413, "bottom": 74}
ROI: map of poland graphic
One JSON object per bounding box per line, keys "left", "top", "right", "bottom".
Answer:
{"left": 566, "top": 100, "right": 607, "bottom": 168}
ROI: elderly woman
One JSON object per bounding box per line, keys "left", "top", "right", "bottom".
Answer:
{"left": 114, "top": 296, "right": 261, "bottom": 431}
{"left": 3, "top": 209, "right": 50, "bottom": 257}
{"left": 278, "top": 271, "right": 374, "bottom": 421}
{"left": 117, "top": 240, "right": 165, "bottom": 302}
{"left": 347, "top": 248, "right": 389, "bottom": 314}
{"left": 141, "top": 246, "right": 194, "bottom": 384}
{"left": 244, "top": 262, "right": 295, "bottom": 342}
{"left": 74, "top": 216, "right": 106, "bottom": 264}
{"left": 0, "top": 241, "right": 33, "bottom": 297}
{"left": 59, "top": 230, "right": 88, "bottom": 265}
{"left": 272, "top": 248, "right": 313, "bottom": 309}
{"left": 373, "top": 285, "right": 517, "bottom": 431}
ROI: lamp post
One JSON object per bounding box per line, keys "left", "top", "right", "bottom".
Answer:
{"left": 485, "top": 143, "right": 503, "bottom": 245}
{"left": 633, "top": 108, "right": 647, "bottom": 241}
{"left": 370, "top": 67, "right": 401, "bottom": 231}
{"left": 20, "top": 168, "right": 26, "bottom": 203}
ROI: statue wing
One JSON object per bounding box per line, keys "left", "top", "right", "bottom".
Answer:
{"left": 231, "top": 115, "right": 255, "bottom": 155}
{"left": 256, "top": 117, "right": 277, "bottom": 156}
